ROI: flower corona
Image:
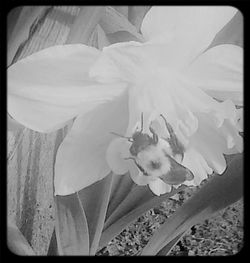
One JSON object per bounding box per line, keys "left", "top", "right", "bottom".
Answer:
{"left": 8, "top": 6, "right": 243, "bottom": 196}
{"left": 108, "top": 112, "right": 195, "bottom": 195}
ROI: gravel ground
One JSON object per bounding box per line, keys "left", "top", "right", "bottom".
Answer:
{"left": 97, "top": 187, "right": 243, "bottom": 256}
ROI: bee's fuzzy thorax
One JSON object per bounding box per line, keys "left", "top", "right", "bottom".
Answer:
{"left": 136, "top": 142, "right": 172, "bottom": 178}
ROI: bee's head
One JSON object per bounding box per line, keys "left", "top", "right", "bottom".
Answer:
{"left": 129, "top": 132, "right": 156, "bottom": 156}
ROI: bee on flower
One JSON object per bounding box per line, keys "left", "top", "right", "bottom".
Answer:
{"left": 108, "top": 112, "right": 195, "bottom": 195}
{"left": 8, "top": 6, "right": 243, "bottom": 196}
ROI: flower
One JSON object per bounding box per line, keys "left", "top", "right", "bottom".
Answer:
{"left": 8, "top": 6, "right": 243, "bottom": 196}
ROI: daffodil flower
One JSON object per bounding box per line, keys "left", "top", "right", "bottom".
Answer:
{"left": 8, "top": 6, "right": 243, "bottom": 196}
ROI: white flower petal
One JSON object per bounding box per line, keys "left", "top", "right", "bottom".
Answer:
{"left": 237, "top": 108, "right": 243, "bottom": 132}
{"left": 182, "top": 148, "right": 212, "bottom": 185}
{"left": 141, "top": 6, "right": 237, "bottom": 66}
{"left": 193, "top": 110, "right": 242, "bottom": 154}
{"left": 219, "top": 119, "right": 243, "bottom": 153}
{"left": 90, "top": 41, "right": 154, "bottom": 84}
{"left": 8, "top": 44, "right": 127, "bottom": 132}
{"left": 189, "top": 130, "right": 227, "bottom": 175}
{"left": 185, "top": 44, "right": 243, "bottom": 106}
{"left": 148, "top": 178, "right": 172, "bottom": 196}
{"left": 54, "top": 90, "right": 129, "bottom": 195}
{"left": 106, "top": 138, "right": 130, "bottom": 175}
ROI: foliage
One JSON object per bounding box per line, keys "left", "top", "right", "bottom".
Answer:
{"left": 97, "top": 190, "right": 243, "bottom": 256}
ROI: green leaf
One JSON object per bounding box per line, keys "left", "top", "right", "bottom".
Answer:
{"left": 105, "top": 173, "right": 134, "bottom": 219}
{"left": 54, "top": 174, "right": 113, "bottom": 255}
{"left": 55, "top": 194, "right": 89, "bottom": 255}
{"left": 141, "top": 154, "right": 243, "bottom": 255}
{"left": 47, "top": 228, "right": 58, "bottom": 255}
{"left": 156, "top": 231, "right": 186, "bottom": 255}
{"left": 112, "top": 6, "right": 129, "bottom": 18}
{"left": 96, "top": 24, "right": 110, "bottom": 49}
{"left": 7, "top": 222, "right": 35, "bottom": 255}
{"left": 66, "top": 6, "right": 105, "bottom": 45}
{"left": 209, "top": 10, "right": 243, "bottom": 49}
{"left": 7, "top": 6, "right": 51, "bottom": 66}
{"left": 106, "top": 31, "right": 144, "bottom": 44}
{"left": 99, "top": 6, "right": 145, "bottom": 42}
{"left": 99, "top": 183, "right": 186, "bottom": 249}
{"left": 104, "top": 185, "right": 155, "bottom": 230}
{"left": 77, "top": 173, "right": 113, "bottom": 255}
{"left": 128, "top": 6, "right": 151, "bottom": 32}
{"left": 8, "top": 113, "right": 24, "bottom": 132}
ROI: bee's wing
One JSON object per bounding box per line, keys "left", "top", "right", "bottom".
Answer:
{"left": 160, "top": 155, "right": 194, "bottom": 185}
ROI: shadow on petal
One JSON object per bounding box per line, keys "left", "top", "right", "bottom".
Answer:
{"left": 106, "top": 138, "right": 131, "bottom": 175}
{"left": 182, "top": 148, "right": 212, "bottom": 185}
{"left": 54, "top": 89, "right": 129, "bottom": 195}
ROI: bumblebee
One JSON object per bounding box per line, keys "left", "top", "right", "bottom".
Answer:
{"left": 112, "top": 113, "right": 194, "bottom": 185}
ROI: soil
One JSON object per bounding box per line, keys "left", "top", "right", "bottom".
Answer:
{"left": 97, "top": 192, "right": 243, "bottom": 256}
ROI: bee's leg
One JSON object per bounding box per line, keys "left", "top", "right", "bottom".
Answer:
{"left": 136, "top": 162, "right": 149, "bottom": 176}
{"left": 149, "top": 126, "right": 159, "bottom": 144}
{"left": 124, "top": 157, "right": 136, "bottom": 162}
{"left": 110, "top": 132, "right": 133, "bottom": 142}
{"left": 140, "top": 112, "right": 144, "bottom": 133}
{"left": 159, "top": 114, "right": 175, "bottom": 139}
{"left": 160, "top": 114, "right": 185, "bottom": 159}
